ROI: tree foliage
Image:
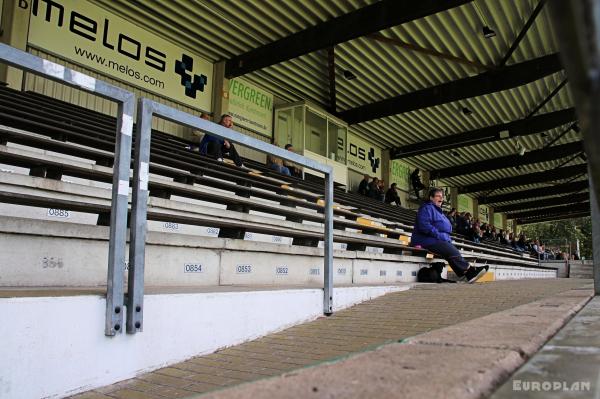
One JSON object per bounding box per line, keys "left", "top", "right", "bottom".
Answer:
{"left": 520, "top": 216, "right": 593, "bottom": 259}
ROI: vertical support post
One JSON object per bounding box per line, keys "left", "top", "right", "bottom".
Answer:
{"left": 323, "top": 168, "right": 334, "bottom": 314}
{"left": 127, "top": 98, "right": 153, "bottom": 333}
{"left": 590, "top": 178, "right": 600, "bottom": 295}
{"left": 105, "top": 95, "right": 134, "bottom": 336}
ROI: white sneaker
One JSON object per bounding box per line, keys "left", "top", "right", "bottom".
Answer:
{"left": 216, "top": 158, "right": 223, "bottom": 162}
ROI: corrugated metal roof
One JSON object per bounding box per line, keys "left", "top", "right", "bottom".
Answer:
{"left": 90, "top": 0, "right": 586, "bottom": 219}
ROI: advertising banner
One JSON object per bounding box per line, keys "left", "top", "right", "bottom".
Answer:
{"left": 389, "top": 159, "right": 411, "bottom": 191}
{"left": 479, "top": 205, "right": 490, "bottom": 223}
{"left": 494, "top": 212, "right": 503, "bottom": 228}
{"left": 228, "top": 78, "right": 273, "bottom": 137}
{"left": 25, "top": 0, "right": 213, "bottom": 111}
{"left": 347, "top": 132, "right": 381, "bottom": 178}
{"left": 457, "top": 194, "right": 473, "bottom": 214}
{"left": 507, "top": 219, "right": 514, "bottom": 232}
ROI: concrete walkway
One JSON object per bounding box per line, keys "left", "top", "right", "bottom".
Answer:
{"left": 492, "top": 296, "right": 600, "bottom": 398}
{"left": 71, "top": 279, "right": 592, "bottom": 399}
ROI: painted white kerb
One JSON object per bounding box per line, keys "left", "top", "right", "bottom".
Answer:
{"left": 0, "top": 285, "right": 409, "bottom": 399}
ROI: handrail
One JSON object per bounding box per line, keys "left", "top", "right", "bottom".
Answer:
{"left": 0, "top": 43, "right": 135, "bottom": 336}
{"left": 127, "top": 98, "right": 334, "bottom": 333}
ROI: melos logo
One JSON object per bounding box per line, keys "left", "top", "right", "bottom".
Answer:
{"left": 174, "top": 54, "right": 208, "bottom": 99}
{"left": 22, "top": 0, "right": 214, "bottom": 110}
{"left": 368, "top": 148, "right": 380, "bottom": 174}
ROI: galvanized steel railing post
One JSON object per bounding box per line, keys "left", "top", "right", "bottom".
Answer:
{"left": 127, "top": 98, "right": 153, "bottom": 333}
{"left": 323, "top": 172, "right": 334, "bottom": 314}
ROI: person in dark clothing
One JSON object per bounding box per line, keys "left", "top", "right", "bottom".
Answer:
{"left": 358, "top": 174, "right": 370, "bottom": 196}
{"left": 410, "top": 188, "right": 488, "bottom": 283}
{"left": 410, "top": 168, "right": 426, "bottom": 199}
{"left": 446, "top": 208, "right": 457, "bottom": 231}
{"left": 385, "top": 183, "right": 401, "bottom": 206}
{"left": 368, "top": 177, "right": 384, "bottom": 200}
{"left": 198, "top": 114, "right": 245, "bottom": 168}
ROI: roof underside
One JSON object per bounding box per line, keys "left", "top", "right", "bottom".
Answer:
{"left": 92, "top": 0, "right": 589, "bottom": 223}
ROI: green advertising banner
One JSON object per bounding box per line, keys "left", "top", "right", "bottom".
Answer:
{"left": 228, "top": 78, "right": 273, "bottom": 137}
{"left": 389, "top": 160, "right": 411, "bottom": 191}
{"left": 494, "top": 212, "right": 503, "bottom": 228}
{"left": 457, "top": 194, "right": 473, "bottom": 214}
{"left": 26, "top": 0, "right": 213, "bottom": 111}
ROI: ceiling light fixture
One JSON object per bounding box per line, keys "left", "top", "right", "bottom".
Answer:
{"left": 343, "top": 70, "right": 357, "bottom": 80}
{"left": 482, "top": 25, "right": 496, "bottom": 39}
{"left": 474, "top": 2, "right": 497, "bottom": 39}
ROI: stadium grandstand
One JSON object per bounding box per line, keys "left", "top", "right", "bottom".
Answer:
{"left": 0, "top": 0, "right": 598, "bottom": 398}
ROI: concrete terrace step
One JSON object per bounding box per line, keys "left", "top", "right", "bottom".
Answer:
{"left": 68, "top": 279, "right": 592, "bottom": 399}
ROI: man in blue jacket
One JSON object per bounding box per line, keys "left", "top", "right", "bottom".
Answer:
{"left": 198, "top": 114, "right": 245, "bottom": 168}
{"left": 411, "top": 188, "right": 488, "bottom": 283}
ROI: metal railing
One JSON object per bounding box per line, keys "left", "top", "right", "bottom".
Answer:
{"left": 126, "top": 98, "right": 335, "bottom": 333}
{"left": 0, "top": 43, "right": 135, "bottom": 336}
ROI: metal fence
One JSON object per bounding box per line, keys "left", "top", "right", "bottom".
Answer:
{"left": 127, "top": 98, "right": 335, "bottom": 333}
{"left": 0, "top": 43, "right": 136, "bottom": 336}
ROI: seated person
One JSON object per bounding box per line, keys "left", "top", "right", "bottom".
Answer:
{"left": 267, "top": 144, "right": 293, "bottom": 176}
{"left": 410, "top": 188, "right": 488, "bottom": 283}
{"left": 384, "top": 183, "right": 401, "bottom": 206}
{"left": 282, "top": 144, "right": 303, "bottom": 178}
{"left": 198, "top": 114, "right": 245, "bottom": 168}
{"left": 358, "top": 174, "right": 370, "bottom": 196}
{"left": 410, "top": 168, "right": 426, "bottom": 199}
{"left": 368, "top": 177, "right": 384, "bottom": 201}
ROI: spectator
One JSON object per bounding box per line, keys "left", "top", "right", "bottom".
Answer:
{"left": 457, "top": 212, "right": 473, "bottom": 238}
{"left": 446, "top": 208, "right": 457, "bottom": 230}
{"left": 410, "top": 188, "right": 488, "bottom": 283}
{"left": 188, "top": 113, "right": 211, "bottom": 151}
{"left": 283, "top": 144, "right": 303, "bottom": 178}
{"left": 267, "top": 146, "right": 291, "bottom": 176}
{"left": 516, "top": 233, "right": 527, "bottom": 251}
{"left": 531, "top": 239, "right": 544, "bottom": 259}
{"left": 369, "top": 177, "right": 384, "bottom": 201}
{"left": 410, "top": 168, "right": 426, "bottom": 199}
{"left": 385, "top": 183, "right": 401, "bottom": 206}
{"left": 198, "top": 114, "right": 245, "bottom": 168}
{"left": 358, "top": 174, "right": 370, "bottom": 196}
{"left": 472, "top": 224, "right": 482, "bottom": 244}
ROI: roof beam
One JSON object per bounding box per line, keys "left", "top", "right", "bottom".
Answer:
{"left": 328, "top": 47, "right": 336, "bottom": 113}
{"left": 499, "top": 0, "right": 547, "bottom": 67}
{"left": 368, "top": 33, "right": 490, "bottom": 71}
{"left": 339, "top": 53, "right": 563, "bottom": 124}
{"left": 224, "top": 0, "right": 473, "bottom": 78}
{"left": 479, "top": 180, "right": 589, "bottom": 204}
{"left": 432, "top": 141, "right": 583, "bottom": 179}
{"left": 459, "top": 163, "right": 588, "bottom": 193}
{"left": 517, "top": 211, "right": 590, "bottom": 224}
{"left": 391, "top": 108, "right": 576, "bottom": 159}
{"left": 510, "top": 202, "right": 590, "bottom": 220}
{"left": 495, "top": 192, "right": 590, "bottom": 213}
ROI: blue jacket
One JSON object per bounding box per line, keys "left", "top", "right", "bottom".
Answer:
{"left": 198, "top": 134, "right": 224, "bottom": 155}
{"left": 410, "top": 201, "right": 452, "bottom": 246}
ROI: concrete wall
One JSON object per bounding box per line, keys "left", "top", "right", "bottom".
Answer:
{"left": 0, "top": 284, "right": 411, "bottom": 399}
{"left": 0, "top": 216, "right": 429, "bottom": 287}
